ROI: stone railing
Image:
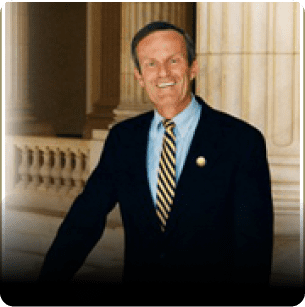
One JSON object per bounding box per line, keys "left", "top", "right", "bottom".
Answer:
{"left": 5, "top": 130, "right": 108, "bottom": 199}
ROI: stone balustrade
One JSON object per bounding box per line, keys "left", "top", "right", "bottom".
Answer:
{"left": 13, "top": 138, "right": 89, "bottom": 195}
{"left": 5, "top": 132, "right": 107, "bottom": 198}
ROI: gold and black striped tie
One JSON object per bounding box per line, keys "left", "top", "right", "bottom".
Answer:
{"left": 156, "top": 119, "right": 176, "bottom": 231}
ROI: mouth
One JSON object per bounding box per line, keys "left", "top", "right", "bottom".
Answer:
{"left": 157, "top": 82, "right": 176, "bottom": 88}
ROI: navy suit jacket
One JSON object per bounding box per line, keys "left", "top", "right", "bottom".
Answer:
{"left": 39, "top": 96, "right": 273, "bottom": 287}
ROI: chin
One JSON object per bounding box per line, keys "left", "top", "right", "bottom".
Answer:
{"left": 158, "top": 92, "right": 190, "bottom": 105}
{"left": 153, "top": 96, "right": 179, "bottom": 107}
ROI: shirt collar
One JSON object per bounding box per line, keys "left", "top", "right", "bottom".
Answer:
{"left": 152, "top": 95, "right": 201, "bottom": 138}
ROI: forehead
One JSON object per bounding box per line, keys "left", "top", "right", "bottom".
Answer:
{"left": 136, "top": 30, "right": 187, "bottom": 59}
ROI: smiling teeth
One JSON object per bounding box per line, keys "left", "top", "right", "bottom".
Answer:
{"left": 158, "top": 82, "right": 175, "bottom": 88}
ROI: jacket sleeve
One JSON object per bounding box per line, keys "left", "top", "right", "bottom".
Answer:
{"left": 233, "top": 129, "right": 273, "bottom": 287}
{"left": 39, "top": 128, "right": 119, "bottom": 282}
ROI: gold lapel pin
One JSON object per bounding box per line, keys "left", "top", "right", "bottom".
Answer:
{"left": 196, "top": 156, "right": 206, "bottom": 167}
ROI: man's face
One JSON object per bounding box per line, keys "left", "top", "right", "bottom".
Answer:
{"left": 134, "top": 30, "right": 198, "bottom": 113}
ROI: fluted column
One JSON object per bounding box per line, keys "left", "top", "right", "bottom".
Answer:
{"left": 84, "top": 3, "right": 121, "bottom": 138}
{"left": 196, "top": 3, "right": 300, "bottom": 235}
{"left": 112, "top": 3, "right": 193, "bottom": 124}
{"left": 5, "top": 2, "right": 54, "bottom": 136}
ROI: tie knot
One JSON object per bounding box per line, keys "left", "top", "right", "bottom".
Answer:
{"left": 162, "top": 119, "right": 175, "bottom": 130}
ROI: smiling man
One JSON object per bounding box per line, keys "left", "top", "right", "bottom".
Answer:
{"left": 39, "top": 21, "right": 273, "bottom": 298}
{"left": 133, "top": 28, "right": 198, "bottom": 119}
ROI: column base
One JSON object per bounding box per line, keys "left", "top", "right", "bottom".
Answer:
{"left": 83, "top": 115, "right": 114, "bottom": 139}
{"left": 6, "top": 115, "right": 55, "bottom": 136}
{"left": 111, "top": 106, "right": 153, "bottom": 128}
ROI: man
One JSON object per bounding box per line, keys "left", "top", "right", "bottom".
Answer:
{"left": 39, "top": 21, "right": 273, "bottom": 292}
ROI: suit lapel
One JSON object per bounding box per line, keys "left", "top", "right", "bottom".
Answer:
{"left": 130, "top": 112, "right": 161, "bottom": 231}
{"left": 165, "top": 96, "right": 226, "bottom": 234}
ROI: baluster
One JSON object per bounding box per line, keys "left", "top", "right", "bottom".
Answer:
{"left": 82, "top": 149, "right": 90, "bottom": 181}
{"left": 71, "top": 149, "right": 83, "bottom": 194}
{"left": 51, "top": 148, "right": 61, "bottom": 192}
{"left": 18, "top": 145, "right": 29, "bottom": 189}
{"left": 40, "top": 146, "right": 51, "bottom": 190}
{"left": 29, "top": 146, "right": 40, "bottom": 189}
{"left": 11, "top": 144, "right": 19, "bottom": 190}
{"left": 62, "top": 148, "right": 72, "bottom": 193}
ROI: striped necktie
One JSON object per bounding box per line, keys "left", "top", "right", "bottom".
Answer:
{"left": 156, "top": 119, "right": 176, "bottom": 232}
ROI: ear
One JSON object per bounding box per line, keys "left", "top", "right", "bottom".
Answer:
{"left": 134, "top": 67, "right": 145, "bottom": 88}
{"left": 190, "top": 58, "right": 199, "bottom": 81}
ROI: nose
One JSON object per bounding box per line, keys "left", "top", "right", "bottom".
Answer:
{"left": 158, "top": 63, "right": 170, "bottom": 78}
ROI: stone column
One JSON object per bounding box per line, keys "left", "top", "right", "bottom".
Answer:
{"left": 5, "top": 2, "right": 54, "bottom": 136}
{"left": 112, "top": 3, "right": 193, "bottom": 124}
{"left": 83, "top": 3, "right": 121, "bottom": 138}
{"left": 196, "top": 3, "right": 301, "bottom": 235}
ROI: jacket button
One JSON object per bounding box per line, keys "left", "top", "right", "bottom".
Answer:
{"left": 160, "top": 252, "right": 165, "bottom": 259}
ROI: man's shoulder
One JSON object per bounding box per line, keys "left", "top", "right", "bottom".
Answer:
{"left": 200, "top": 98, "right": 266, "bottom": 145}
{"left": 214, "top": 107, "right": 260, "bottom": 134}
{"left": 112, "top": 110, "right": 154, "bottom": 129}
{"left": 109, "top": 110, "right": 154, "bottom": 137}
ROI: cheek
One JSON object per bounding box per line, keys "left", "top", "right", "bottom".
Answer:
{"left": 173, "top": 66, "right": 190, "bottom": 79}
{"left": 142, "top": 70, "right": 157, "bottom": 81}
{"left": 143, "top": 80, "right": 158, "bottom": 98}
{"left": 175, "top": 70, "right": 191, "bottom": 87}
{"left": 142, "top": 73, "right": 157, "bottom": 91}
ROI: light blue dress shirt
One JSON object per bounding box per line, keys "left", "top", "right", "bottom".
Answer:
{"left": 147, "top": 95, "right": 202, "bottom": 206}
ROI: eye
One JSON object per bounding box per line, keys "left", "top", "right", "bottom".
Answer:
{"left": 170, "top": 58, "right": 179, "bottom": 64}
{"left": 147, "top": 61, "right": 156, "bottom": 67}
